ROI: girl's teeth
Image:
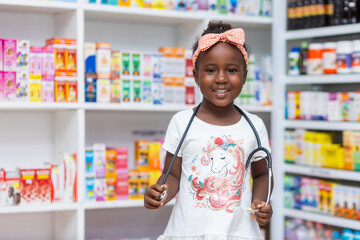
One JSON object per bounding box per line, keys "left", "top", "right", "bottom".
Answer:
{"left": 215, "top": 90, "right": 228, "bottom": 93}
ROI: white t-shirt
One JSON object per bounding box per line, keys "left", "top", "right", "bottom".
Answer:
{"left": 159, "top": 108, "right": 271, "bottom": 240}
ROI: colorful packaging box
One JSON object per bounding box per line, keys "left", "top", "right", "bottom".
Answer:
{"left": 135, "top": 140, "right": 150, "bottom": 170}
{"left": 111, "top": 50, "right": 121, "bottom": 78}
{"left": 149, "top": 142, "right": 161, "bottom": 170}
{"left": 353, "top": 131, "right": 360, "bottom": 171}
{"left": 66, "top": 48, "right": 77, "bottom": 73}
{"left": 113, "top": 146, "right": 128, "bottom": 171}
{"left": 133, "top": 79, "right": 141, "bottom": 102}
{"left": 142, "top": 79, "right": 152, "bottom": 103}
{"left": 128, "top": 170, "right": 139, "bottom": 199}
{"left": 85, "top": 74, "right": 97, "bottom": 102}
{"left": 63, "top": 153, "right": 77, "bottom": 203}
{"left": 142, "top": 53, "right": 152, "bottom": 77}
{"left": 152, "top": 77, "right": 163, "bottom": 104}
{"left": 97, "top": 78, "right": 111, "bottom": 103}
{"left": 96, "top": 42, "right": 111, "bottom": 75}
{"left": 5, "top": 170, "right": 20, "bottom": 206}
{"left": 85, "top": 149, "right": 95, "bottom": 177}
{"left": 85, "top": 42, "right": 96, "bottom": 74}
{"left": 4, "top": 71, "right": 17, "bottom": 101}
{"left": 122, "top": 79, "right": 131, "bottom": 102}
{"left": 0, "top": 170, "right": 6, "bottom": 206}
{"left": 4, "top": 40, "right": 17, "bottom": 72}
{"left": 95, "top": 178, "right": 106, "bottom": 201}
{"left": 51, "top": 164, "right": 64, "bottom": 202}
{"left": 121, "top": 52, "right": 131, "bottom": 76}
{"left": 29, "top": 74, "right": 42, "bottom": 102}
{"left": 94, "top": 143, "right": 106, "bottom": 178}
{"left": 29, "top": 46, "right": 42, "bottom": 75}
{"left": 85, "top": 177, "right": 95, "bottom": 201}
{"left": 105, "top": 150, "right": 117, "bottom": 180}
{"left": 42, "top": 75, "right": 54, "bottom": 102}
{"left": 0, "top": 40, "right": 3, "bottom": 71}
{"left": 119, "top": 0, "right": 131, "bottom": 7}
{"left": 132, "top": 53, "right": 141, "bottom": 76}
{"left": 55, "top": 79, "right": 67, "bottom": 102}
{"left": 42, "top": 46, "right": 55, "bottom": 76}
{"left": 110, "top": 78, "right": 121, "bottom": 103}
{"left": 16, "top": 40, "right": 30, "bottom": 101}
{"left": 0, "top": 71, "right": 3, "bottom": 101}
{"left": 138, "top": 171, "right": 149, "bottom": 198}
{"left": 106, "top": 180, "right": 117, "bottom": 201}
{"left": 20, "top": 169, "right": 36, "bottom": 204}
{"left": 66, "top": 79, "right": 78, "bottom": 102}
{"left": 116, "top": 170, "right": 128, "bottom": 200}
{"left": 35, "top": 169, "right": 52, "bottom": 203}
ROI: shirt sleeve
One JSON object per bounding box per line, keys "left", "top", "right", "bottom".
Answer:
{"left": 162, "top": 114, "right": 183, "bottom": 157}
{"left": 251, "top": 118, "right": 271, "bottom": 162}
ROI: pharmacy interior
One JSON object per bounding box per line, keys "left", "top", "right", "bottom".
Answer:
{"left": 0, "top": 0, "right": 359, "bottom": 239}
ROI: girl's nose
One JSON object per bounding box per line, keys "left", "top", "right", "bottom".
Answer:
{"left": 216, "top": 70, "right": 228, "bottom": 83}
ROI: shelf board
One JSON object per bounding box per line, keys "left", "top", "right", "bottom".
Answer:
{"left": 84, "top": 199, "right": 175, "bottom": 209}
{"left": 0, "top": 102, "right": 80, "bottom": 111}
{"left": 0, "top": 0, "right": 78, "bottom": 13}
{"left": 285, "top": 74, "right": 360, "bottom": 85}
{"left": 285, "top": 23, "right": 360, "bottom": 40}
{"left": 84, "top": 102, "right": 273, "bottom": 112}
{"left": 84, "top": 4, "right": 271, "bottom": 28}
{"left": 0, "top": 203, "right": 79, "bottom": 214}
{"left": 284, "top": 163, "right": 360, "bottom": 181}
{"left": 285, "top": 209, "right": 360, "bottom": 230}
{"left": 284, "top": 120, "right": 360, "bottom": 131}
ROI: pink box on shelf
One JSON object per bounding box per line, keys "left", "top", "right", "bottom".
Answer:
{"left": 42, "top": 46, "right": 55, "bottom": 76}
{"left": 3, "top": 71, "right": 16, "bottom": 101}
{"left": 0, "top": 71, "right": 3, "bottom": 101}
{"left": 29, "top": 46, "right": 42, "bottom": 75}
{"left": 42, "top": 75, "right": 54, "bottom": 102}
{"left": 0, "top": 40, "right": 3, "bottom": 71}
{"left": 3, "top": 40, "right": 17, "bottom": 72}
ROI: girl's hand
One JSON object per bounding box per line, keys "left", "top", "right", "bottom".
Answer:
{"left": 250, "top": 199, "right": 273, "bottom": 226}
{"left": 144, "top": 184, "right": 168, "bottom": 210}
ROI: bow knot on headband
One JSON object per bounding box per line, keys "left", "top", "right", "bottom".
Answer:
{"left": 192, "top": 28, "right": 248, "bottom": 67}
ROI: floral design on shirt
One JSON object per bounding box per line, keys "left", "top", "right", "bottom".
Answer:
{"left": 189, "top": 135, "right": 245, "bottom": 213}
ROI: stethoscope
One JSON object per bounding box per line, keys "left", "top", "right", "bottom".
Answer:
{"left": 161, "top": 103, "right": 272, "bottom": 213}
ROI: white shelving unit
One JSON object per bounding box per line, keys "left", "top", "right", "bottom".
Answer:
{"left": 272, "top": 0, "right": 360, "bottom": 238}
{"left": 0, "top": 0, "right": 273, "bottom": 239}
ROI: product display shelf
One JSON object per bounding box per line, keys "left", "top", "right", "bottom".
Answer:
{"left": 0, "top": 203, "right": 80, "bottom": 214}
{"left": 84, "top": 199, "right": 175, "bottom": 210}
{"left": 285, "top": 208, "right": 360, "bottom": 230}
{"left": 284, "top": 120, "right": 360, "bottom": 131}
{"left": 83, "top": 103, "right": 273, "bottom": 112}
{"left": 285, "top": 23, "right": 360, "bottom": 40}
{"left": 284, "top": 163, "right": 360, "bottom": 182}
{"left": 0, "top": 0, "right": 78, "bottom": 13}
{"left": 0, "top": 102, "right": 80, "bottom": 110}
{"left": 271, "top": 0, "right": 360, "bottom": 238}
{"left": 285, "top": 74, "right": 360, "bottom": 85}
{"left": 83, "top": 3, "right": 271, "bottom": 28}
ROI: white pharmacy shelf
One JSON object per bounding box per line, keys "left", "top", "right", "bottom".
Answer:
{"left": 285, "top": 208, "right": 360, "bottom": 230}
{"left": 84, "top": 199, "right": 176, "bottom": 210}
{"left": 285, "top": 23, "right": 360, "bottom": 40}
{"left": 284, "top": 164, "right": 360, "bottom": 182}
{"left": 285, "top": 74, "right": 360, "bottom": 85}
{"left": 284, "top": 120, "right": 360, "bottom": 131}
{"left": 0, "top": 102, "right": 80, "bottom": 111}
{"left": 83, "top": 4, "right": 272, "bottom": 28}
{"left": 84, "top": 103, "right": 273, "bottom": 112}
{"left": 0, "top": 0, "right": 78, "bottom": 13}
{"left": 0, "top": 203, "right": 79, "bottom": 214}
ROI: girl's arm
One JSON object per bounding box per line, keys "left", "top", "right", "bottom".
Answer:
{"left": 156, "top": 151, "right": 182, "bottom": 205}
{"left": 144, "top": 151, "right": 182, "bottom": 209}
{"left": 251, "top": 157, "right": 274, "bottom": 225}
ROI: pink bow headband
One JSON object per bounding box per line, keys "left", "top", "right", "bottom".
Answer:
{"left": 192, "top": 28, "right": 248, "bottom": 68}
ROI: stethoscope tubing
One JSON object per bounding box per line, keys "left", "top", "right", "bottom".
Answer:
{"left": 161, "top": 103, "right": 272, "bottom": 211}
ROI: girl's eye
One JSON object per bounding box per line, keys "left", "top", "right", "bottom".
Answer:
{"left": 228, "top": 68, "right": 238, "bottom": 73}
{"left": 206, "top": 68, "right": 216, "bottom": 73}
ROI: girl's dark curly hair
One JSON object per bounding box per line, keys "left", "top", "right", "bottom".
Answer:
{"left": 192, "top": 21, "right": 249, "bottom": 70}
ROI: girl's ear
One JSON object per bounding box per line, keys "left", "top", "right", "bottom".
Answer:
{"left": 193, "top": 69, "right": 199, "bottom": 86}
{"left": 242, "top": 70, "right": 248, "bottom": 84}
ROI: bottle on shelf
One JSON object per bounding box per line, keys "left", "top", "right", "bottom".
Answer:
{"left": 299, "top": 41, "right": 309, "bottom": 75}
{"left": 349, "top": 0, "right": 358, "bottom": 24}
{"left": 342, "top": 0, "right": 350, "bottom": 25}
{"left": 307, "top": 43, "right": 323, "bottom": 75}
{"left": 303, "top": 0, "right": 311, "bottom": 28}
{"left": 317, "top": 0, "right": 327, "bottom": 27}
{"left": 310, "top": 0, "right": 319, "bottom": 27}
{"left": 288, "top": 0, "right": 297, "bottom": 30}
{"left": 352, "top": 40, "right": 360, "bottom": 73}
{"left": 354, "top": 231, "right": 360, "bottom": 240}
{"left": 333, "top": 231, "right": 341, "bottom": 240}
{"left": 296, "top": 0, "right": 304, "bottom": 29}
{"left": 332, "top": 0, "right": 343, "bottom": 25}
{"left": 288, "top": 46, "right": 301, "bottom": 75}
{"left": 341, "top": 229, "right": 354, "bottom": 240}
{"left": 336, "top": 41, "right": 352, "bottom": 74}
{"left": 322, "top": 42, "right": 337, "bottom": 74}
{"left": 326, "top": 0, "right": 335, "bottom": 26}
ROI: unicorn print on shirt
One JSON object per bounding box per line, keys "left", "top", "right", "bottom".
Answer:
{"left": 190, "top": 135, "right": 246, "bottom": 213}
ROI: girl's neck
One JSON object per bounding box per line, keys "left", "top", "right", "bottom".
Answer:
{"left": 195, "top": 100, "right": 242, "bottom": 126}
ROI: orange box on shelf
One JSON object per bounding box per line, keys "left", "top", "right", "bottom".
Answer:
{"left": 128, "top": 170, "right": 139, "bottom": 199}
{"left": 135, "top": 140, "right": 150, "bottom": 171}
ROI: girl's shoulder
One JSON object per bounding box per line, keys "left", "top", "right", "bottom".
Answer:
{"left": 240, "top": 109, "right": 266, "bottom": 128}
{"left": 172, "top": 108, "right": 194, "bottom": 121}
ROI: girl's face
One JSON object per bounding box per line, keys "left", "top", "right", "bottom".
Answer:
{"left": 194, "top": 42, "right": 247, "bottom": 108}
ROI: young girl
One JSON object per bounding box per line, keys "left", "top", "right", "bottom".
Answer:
{"left": 144, "top": 22, "right": 273, "bottom": 239}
